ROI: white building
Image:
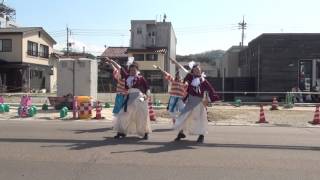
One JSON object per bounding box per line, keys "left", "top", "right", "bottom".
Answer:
{"left": 0, "top": 3, "right": 17, "bottom": 28}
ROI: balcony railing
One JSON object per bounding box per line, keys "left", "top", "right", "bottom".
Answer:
{"left": 27, "top": 51, "right": 49, "bottom": 59}
{"left": 27, "top": 50, "right": 38, "bottom": 57}
{"left": 39, "top": 52, "right": 49, "bottom": 59}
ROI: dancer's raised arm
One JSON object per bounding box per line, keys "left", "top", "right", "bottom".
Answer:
{"left": 105, "top": 58, "right": 122, "bottom": 70}
{"left": 169, "top": 57, "right": 188, "bottom": 74}
{"left": 153, "top": 65, "right": 175, "bottom": 82}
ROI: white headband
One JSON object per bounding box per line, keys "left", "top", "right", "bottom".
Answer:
{"left": 188, "top": 61, "right": 196, "bottom": 69}
{"left": 127, "top": 57, "right": 135, "bottom": 66}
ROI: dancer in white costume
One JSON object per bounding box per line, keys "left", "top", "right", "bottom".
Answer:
{"left": 173, "top": 64, "right": 219, "bottom": 143}
{"left": 113, "top": 62, "right": 152, "bottom": 140}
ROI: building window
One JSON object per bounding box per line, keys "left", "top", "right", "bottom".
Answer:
{"left": 0, "top": 39, "right": 12, "bottom": 52}
{"left": 141, "top": 70, "right": 164, "bottom": 93}
{"left": 39, "top": 44, "right": 49, "bottom": 58}
{"left": 146, "top": 54, "right": 158, "bottom": 61}
{"left": 27, "top": 41, "right": 38, "bottom": 57}
{"left": 133, "top": 54, "right": 145, "bottom": 61}
{"left": 30, "top": 70, "right": 43, "bottom": 79}
{"left": 137, "top": 27, "right": 142, "bottom": 34}
{"left": 148, "top": 32, "right": 156, "bottom": 37}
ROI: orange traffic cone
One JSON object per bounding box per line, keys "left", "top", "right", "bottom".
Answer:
{"left": 270, "top": 97, "right": 279, "bottom": 110}
{"left": 94, "top": 101, "right": 105, "bottom": 120}
{"left": 148, "top": 97, "right": 156, "bottom": 121}
{"left": 256, "top": 105, "right": 268, "bottom": 123}
{"left": 73, "top": 96, "right": 78, "bottom": 120}
{"left": 309, "top": 106, "right": 320, "bottom": 125}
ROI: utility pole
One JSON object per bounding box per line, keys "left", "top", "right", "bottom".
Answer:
{"left": 66, "top": 26, "right": 70, "bottom": 57}
{"left": 238, "top": 16, "right": 247, "bottom": 47}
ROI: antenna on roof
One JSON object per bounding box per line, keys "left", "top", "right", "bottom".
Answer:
{"left": 163, "top": 13, "right": 167, "bottom": 22}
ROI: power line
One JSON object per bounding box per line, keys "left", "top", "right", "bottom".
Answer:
{"left": 72, "top": 34, "right": 129, "bottom": 37}
{"left": 176, "top": 28, "right": 239, "bottom": 34}
{"left": 175, "top": 24, "right": 238, "bottom": 29}
{"left": 49, "top": 29, "right": 65, "bottom": 33}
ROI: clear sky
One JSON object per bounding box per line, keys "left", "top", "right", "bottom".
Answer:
{"left": 6, "top": 0, "right": 320, "bottom": 55}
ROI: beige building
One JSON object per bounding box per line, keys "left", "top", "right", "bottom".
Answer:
{"left": 0, "top": 27, "right": 56, "bottom": 93}
{"left": 130, "top": 20, "right": 177, "bottom": 92}
{"left": 99, "top": 47, "right": 168, "bottom": 93}
{"left": 127, "top": 48, "right": 167, "bottom": 92}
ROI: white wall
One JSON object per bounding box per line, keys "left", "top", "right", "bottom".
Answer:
{"left": 57, "top": 58, "right": 97, "bottom": 100}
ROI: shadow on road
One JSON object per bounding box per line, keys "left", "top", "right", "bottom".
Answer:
{"left": 0, "top": 137, "right": 320, "bottom": 153}
{"left": 37, "top": 117, "right": 56, "bottom": 120}
{"left": 73, "top": 127, "right": 113, "bottom": 134}
{"left": 111, "top": 140, "right": 197, "bottom": 154}
{"left": 37, "top": 110, "right": 59, "bottom": 114}
{"left": 152, "top": 128, "right": 173, "bottom": 133}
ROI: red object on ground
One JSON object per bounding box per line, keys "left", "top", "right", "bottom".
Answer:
{"left": 148, "top": 97, "right": 156, "bottom": 121}
{"left": 309, "top": 106, "right": 320, "bottom": 125}
{"left": 94, "top": 101, "right": 104, "bottom": 120}
{"left": 256, "top": 105, "right": 269, "bottom": 123}
{"left": 270, "top": 97, "right": 279, "bottom": 110}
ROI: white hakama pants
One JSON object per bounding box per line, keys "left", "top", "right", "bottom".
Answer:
{"left": 113, "top": 88, "right": 152, "bottom": 137}
{"left": 173, "top": 95, "right": 208, "bottom": 135}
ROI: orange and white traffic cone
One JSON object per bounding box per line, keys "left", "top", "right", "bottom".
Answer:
{"left": 309, "top": 105, "right": 320, "bottom": 125}
{"left": 256, "top": 105, "right": 268, "bottom": 123}
{"left": 148, "top": 97, "right": 156, "bottom": 121}
{"left": 73, "top": 96, "right": 78, "bottom": 120}
{"left": 270, "top": 97, "right": 279, "bottom": 110}
{"left": 94, "top": 101, "right": 105, "bottom": 120}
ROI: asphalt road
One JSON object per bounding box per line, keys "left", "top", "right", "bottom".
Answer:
{"left": 0, "top": 120, "right": 319, "bottom": 180}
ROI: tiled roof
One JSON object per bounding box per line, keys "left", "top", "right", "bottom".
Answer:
{"left": 0, "top": 27, "right": 56, "bottom": 44}
{"left": 101, "top": 47, "right": 129, "bottom": 58}
{"left": 127, "top": 47, "right": 167, "bottom": 54}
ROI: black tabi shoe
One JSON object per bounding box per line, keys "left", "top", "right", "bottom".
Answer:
{"left": 197, "top": 135, "right": 204, "bottom": 143}
{"left": 143, "top": 133, "right": 149, "bottom": 140}
{"left": 174, "top": 132, "right": 186, "bottom": 141}
{"left": 114, "top": 133, "right": 126, "bottom": 139}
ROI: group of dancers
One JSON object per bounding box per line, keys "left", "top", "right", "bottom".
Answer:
{"left": 105, "top": 57, "right": 219, "bottom": 143}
